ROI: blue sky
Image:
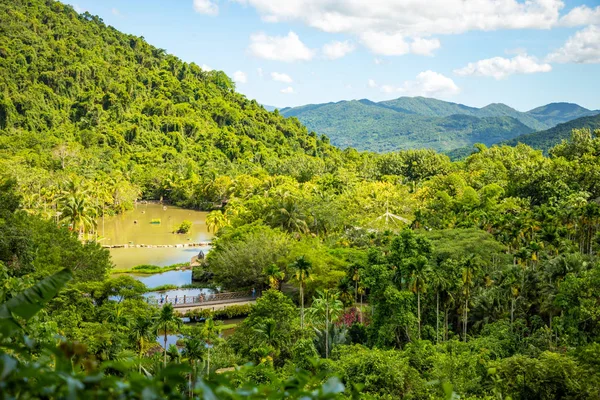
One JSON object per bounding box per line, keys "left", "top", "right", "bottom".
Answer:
{"left": 66, "top": 0, "right": 600, "bottom": 111}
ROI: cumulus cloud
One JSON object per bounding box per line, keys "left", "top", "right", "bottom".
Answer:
{"left": 232, "top": 0, "right": 590, "bottom": 57}
{"left": 248, "top": 31, "right": 315, "bottom": 62}
{"left": 233, "top": 71, "right": 247, "bottom": 83}
{"left": 280, "top": 86, "right": 295, "bottom": 94}
{"left": 374, "top": 58, "right": 383, "bottom": 65}
{"left": 454, "top": 54, "right": 552, "bottom": 79}
{"left": 257, "top": 67, "right": 264, "bottom": 77}
{"left": 111, "top": 8, "right": 122, "bottom": 17}
{"left": 201, "top": 64, "right": 213, "bottom": 71}
{"left": 368, "top": 71, "right": 460, "bottom": 97}
{"left": 559, "top": 5, "right": 600, "bottom": 26}
{"left": 193, "top": 0, "right": 219, "bottom": 16}
{"left": 322, "top": 40, "right": 355, "bottom": 59}
{"left": 360, "top": 32, "right": 440, "bottom": 56}
{"left": 547, "top": 25, "right": 600, "bottom": 64}
{"left": 271, "top": 72, "right": 293, "bottom": 83}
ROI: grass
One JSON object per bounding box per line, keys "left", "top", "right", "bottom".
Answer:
{"left": 146, "top": 284, "right": 179, "bottom": 292}
{"left": 112, "top": 262, "right": 190, "bottom": 275}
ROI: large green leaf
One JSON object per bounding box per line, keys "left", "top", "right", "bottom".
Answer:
{"left": 0, "top": 268, "right": 73, "bottom": 336}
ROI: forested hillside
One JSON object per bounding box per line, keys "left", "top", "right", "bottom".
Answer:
{"left": 0, "top": 0, "right": 338, "bottom": 212}
{"left": 280, "top": 97, "right": 598, "bottom": 152}
{"left": 502, "top": 113, "right": 600, "bottom": 153}
{"left": 4, "top": 0, "right": 600, "bottom": 399}
{"left": 281, "top": 98, "right": 535, "bottom": 152}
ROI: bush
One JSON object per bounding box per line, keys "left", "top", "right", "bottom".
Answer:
{"left": 175, "top": 220, "right": 192, "bottom": 234}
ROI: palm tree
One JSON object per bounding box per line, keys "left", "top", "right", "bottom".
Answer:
{"left": 60, "top": 193, "right": 97, "bottom": 240}
{"left": 130, "top": 316, "right": 156, "bottom": 373}
{"left": 460, "top": 255, "right": 480, "bottom": 342}
{"left": 182, "top": 336, "right": 206, "bottom": 395}
{"left": 154, "top": 303, "right": 182, "bottom": 367}
{"left": 290, "top": 256, "right": 312, "bottom": 329}
{"left": 270, "top": 193, "right": 309, "bottom": 234}
{"left": 263, "top": 264, "right": 285, "bottom": 290}
{"left": 206, "top": 210, "right": 230, "bottom": 234}
{"left": 407, "top": 256, "right": 429, "bottom": 340}
{"left": 306, "top": 289, "right": 343, "bottom": 358}
{"left": 202, "top": 318, "right": 219, "bottom": 375}
{"left": 253, "top": 318, "right": 282, "bottom": 352}
{"left": 428, "top": 265, "right": 450, "bottom": 344}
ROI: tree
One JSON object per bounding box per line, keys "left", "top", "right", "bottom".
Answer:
{"left": 460, "top": 255, "right": 481, "bottom": 342}
{"left": 130, "top": 316, "right": 156, "bottom": 373}
{"left": 290, "top": 256, "right": 313, "bottom": 329}
{"left": 60, "top": 193, "right": 97, "bottom": 240}
{"left": 202, "top": 318, "right": 219, "bottom": 375}
{"left": 307, "top": 289, "right": 344, "bottom": 358}
{"left": 263, "top": 264, "right": 285, "bottom": 290}
{"left": 206, "top": 210, "right": 230, "bottom": 234}
{"left": 155, "top": 303, "right": 182, "bottom": 367}
{"left": 182, "top": 335, "right": 206, "bottom": 395}
{"left": 407, "top": 256, "right": 429, "bottom": 340}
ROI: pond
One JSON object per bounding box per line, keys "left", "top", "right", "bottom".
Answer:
{"left": 101, "top": 203, "right": 213, "bottom": 269}
{"left": 143, "top": 287, "right": 215, "bottom": 301}
{"left": 134, "top": 270, "right": 193, "bottom": 288}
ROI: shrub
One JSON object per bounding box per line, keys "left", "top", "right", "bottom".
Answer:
{"left": 175, "top": 220, "right": 192, "bottom": 234}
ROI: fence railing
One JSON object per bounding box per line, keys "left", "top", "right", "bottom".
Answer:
{"left": 148, "top": 290, "right": 256, "bottom": 306}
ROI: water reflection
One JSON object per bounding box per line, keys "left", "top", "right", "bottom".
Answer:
{"left": 134, "top": 270, "right": 192, "bottom": 287}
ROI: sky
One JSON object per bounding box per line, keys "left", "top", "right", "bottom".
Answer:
{"left": 65, "top": 0, "right": 600, "bottom": 111}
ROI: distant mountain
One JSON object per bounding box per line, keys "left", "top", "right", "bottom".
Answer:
{"left": 526, "top": 103, "right": 599, "bottom": 127}
{"left": 502, "top": 113, "right": 600, "bottom": 153}
{"left": 261, "top": 104, "right": 279, "bottom": 112}
{"left": 280, "top": 97, "right": 599, "bottom": 153}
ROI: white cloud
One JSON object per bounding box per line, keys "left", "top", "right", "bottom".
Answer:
{"left": 559, "top": 5, "right": 600, "bottom": 26}
{"left": 233, "top": 0, "right": 579, "bottom": 57}
{"left": 201, "top": 64, "right": 213, "bottom": 71}
{"left": 248, "top": 31, "right": 315, "bottom": 62}
{"left": 271, "top": 72, "right": 293, "bottom": 83}
{"left": 322, "top": 40, "right": 355, "bottom": 60}
{"left": 547, "top": 25, "right": 600, "bottom": 64}
{"left": 111, "top": 8, "right": 122, "bottom": 17}
{"left": 374, "top": 58, "right": 383, "bottom": 65}
{"left": 280, "top": 86, "right": 295, "bottom": 94}
{"left": 368, "top": 71, "right": 460, "bottom": 97}
{"left": 454, "top": 54, "right": 552, "bottom": 79}
{"left": 73, "top": 4, "right": 86, "bottom": 13}
{"left": 193, "top": 0, "right": 219, "bottom": 16}
{"left": 257, "top": 67, "right": 264, "bottom": 77}
{"left": 360, "top": 32, "right": 440, "bottom": 56}
{"left": 233, "top": 71, "right": 247, "bottom": 83}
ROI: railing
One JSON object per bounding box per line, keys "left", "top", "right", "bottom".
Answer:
{"left": 148, "top": 290, "right": 256, "bottom": 307}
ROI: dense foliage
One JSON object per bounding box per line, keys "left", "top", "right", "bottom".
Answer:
{"left": 3, "top": 0, "right": 600, "bottom": 398}
{"left": 280, "top": 97, "right": 598, "bottom": 152}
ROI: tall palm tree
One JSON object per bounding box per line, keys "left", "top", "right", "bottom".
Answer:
{"left": 182, "top": 336, "right": 206, "bottom": 395}
{"left": 307, "top": 290, "right": 344, "bottom": 358}
{"left": 60, "top": 193, "right": 97, "bottom": 240}
{"left": 202, "top": 318, "right": 219, "bottom": 375}
{"left": 253, "top": 318, "right": 281, "bottom": 350}
{"left": 461, "top": 255, "right": 480, "bottom": 342}
{"left": 270, "top": 193, "right": 309, "bottom": 234}
{"left": 290, "top": 256, "right": 312, "bottom": 329}
{"left": 408, "top": 256, "right": 429, "bottom": 340}
{"left": 263, "top": 264, "right": 285, "bottom": 290}
{"left": 154, "top": 303, "right": 182, "bottom": 367}
{"left": 130, "top": 316, "right": 156, "bottom": 373}
{"left": 428, "top": 265, "right": 450, "bottom": 344}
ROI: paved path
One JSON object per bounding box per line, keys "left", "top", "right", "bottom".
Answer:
{"left": 173, "top": 299, "right": 256, "bottom": 313}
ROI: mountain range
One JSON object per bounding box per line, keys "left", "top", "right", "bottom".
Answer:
{"left": 280, "top": 97, "right": 599, "bottom": 153}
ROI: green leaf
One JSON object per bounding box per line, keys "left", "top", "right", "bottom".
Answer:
{"left": 0, "top": 268, "right": 73, "bottom": 336}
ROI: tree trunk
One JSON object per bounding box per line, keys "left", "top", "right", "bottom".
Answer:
{"left": 325, "top": 300, "right": 329, "bottom": 358}
{"left": 300, "top": 283, "right": 304, "bottom": 329}
{"left": 436, "top": 291, "right": 440, "bottom": 344}
{"left": 417, "top": 291, "right": 421, "bottom": 340}
{"left": 463, "top": 298, "right": 468, "bottom": 342}
{"left": 163, "top": 331, "right": 168, "bottom": 367}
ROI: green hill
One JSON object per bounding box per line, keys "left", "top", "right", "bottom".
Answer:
{"left": 526, "top": 102, "right": 599, "bottom": 127}
{"left": 502, "top": 114, "right": 600, "bottom": 153}
{"left": 281, "top": 98, "right": 534, "bottom": 152}
{"left": 0, "top": 0, "right": 338, "bottom": 207}
{"left": 281, "top": 97, "right": 597, "bottom": 153}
